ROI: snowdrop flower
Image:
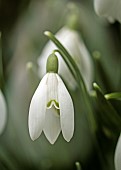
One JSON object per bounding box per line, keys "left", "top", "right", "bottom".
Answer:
{"left": 0, "top": 89, "right": 7, "bottom": 134}
{"left": 29, "top": 54, "right": 74, "bottom": 144}
{"left": 94, "top": 0, "right": 121, "bottom": 23}
{"left": 115, "top": 133, "right": 121, "bottom": 170}
{"left": 38, "top": 26, "right": 93, "bottom": 90}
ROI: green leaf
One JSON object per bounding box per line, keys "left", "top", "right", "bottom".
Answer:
{"left": 93, "top": 83, "right": 121, "bottom": 131}
{"left": 75, "top": 162, "right": 82, "bottom": 170}
{"left": 93, "top": 51, "right": 113, "bottom": 92}
{"left": 105, "top": 92, "right": 121, "bottom": 101}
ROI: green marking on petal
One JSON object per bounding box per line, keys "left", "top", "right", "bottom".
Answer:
{"left": 53, "top": 106, "right": 60, "bottom": 117}
{"left": 47, "top": 100, "right": 59, "bottom": 109}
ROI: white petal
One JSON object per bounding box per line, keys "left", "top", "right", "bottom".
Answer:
{"left": 57, "top": 74, "right": 74, "bottom": 142}
{"left": 94, "top": 0, "right": 121, "bottom": 23}
{"left": 0, "top": 90, "right": 7, "bottom": 134}
{"left": 28, "top": 74, "right": 48, "bottom": 141}
{"left": 46, "top": 73, "right": 58, "bottom": 104}
{"left": 94, "top": 0, "right": 110, "bottom": 16}
{"left": 115, "top": 133, "right": 121, "bottom": 170}
{"left": 77, "top": 35, "right": 93, "bottom": 90}
{"left": 43, "top": 107, "right": 61, "bottom": 144}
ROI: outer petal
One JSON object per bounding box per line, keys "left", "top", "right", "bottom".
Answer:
{"left": 77, "top": 35, "right": 93, "bottom": 90}
{"left": 43, "top": 107, "right": 61, "bottom": 144}
{"left": 94, "top": 0, "right": 121, "bottom": 23}
{"left": 28, "top": 74, "right": 48, "bottom": 141}
{"left": 115, "top": 134, "right": 121, "bottom": 170}
{"left": 0, "top": 90, "right": 7, "bottom": 134}
{"left": 94, "top": 0, "right": 111, "bottom": 16}
{"left": 57, "top": 74, "right": 74, "bottom": 142}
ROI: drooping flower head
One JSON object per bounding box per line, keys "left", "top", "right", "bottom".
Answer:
{"left": 0, "top": 89, "right": 7, "bottom": 135}
{"left": 94, "top": 0, "right": 121, "bottom": 23}
{"left": 38, "top": 27, "right": 93, "bottom": 90}
{"left": 29, "top": 54, "right": 74, "bottom": 144}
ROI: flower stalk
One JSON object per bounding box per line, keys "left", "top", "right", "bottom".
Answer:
{"left": 44, "top": 31, "right": 97, "bottom": 132}
{"left": 105, "top": 92, "right": 121, "bottom": 101}
{"left": 44, "top": 31, "right": 108, "bottom": 169}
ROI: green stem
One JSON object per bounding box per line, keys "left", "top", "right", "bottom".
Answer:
{"left": 105, "top": 92, "right": 121, "bottom": 100}
{"left": 45, "top": 31, "right": 97, "bottom": 132}
{"left": 44, "top": 32, "right": 83, "bottom": 82}
{"left": 75, "top": 162, "right": 82, "bottom": 170}
{"left": 53, "top": 49, "right": 77, "bottom": 82}
{"left": 44, "top": 31, "right": 106, "bottom": 169}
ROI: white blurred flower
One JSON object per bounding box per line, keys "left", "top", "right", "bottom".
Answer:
{"left": 38, "top": 27, "right": 93, "bottom": 90}
{"left": 28, "top": 72, "right": 74, "bottom": 144}
{"left": 94, "top": 0, "right": 121, "bottom": 23}
{"left": 115, "top": 133, "right": 121, "bottom": 170}
{"left": 0, "top": 89, "right": 7, "bottom": 135}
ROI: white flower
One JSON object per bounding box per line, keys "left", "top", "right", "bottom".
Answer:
{"left": 94, "top": 0, "right": 121, "bottom": 23}
{"left": 115, "top": 133, "right": 121, "bottom": 170}
{"left": 28, "top": 73, "right": 74, "bottom": 144}
{"left": 0, "top": 89, "right": 7, "bottom": 135}
{"left": 38, "top": 27, "right": 93, "bottom": 90}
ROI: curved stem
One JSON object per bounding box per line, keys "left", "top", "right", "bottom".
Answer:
{"left": 44, "top": 31, "right": 106, "bottom": 169}
{"left": 45, "top": 31, "right": 97, "bottom": 132}
{"left": 53, "top": 49, "right": 77, "bottom": 81}
{"left": 105, "top": 92, "right": 121, "bottom": 100}
{"left": 75, "top": 162, "right": 82, "bottom": 170}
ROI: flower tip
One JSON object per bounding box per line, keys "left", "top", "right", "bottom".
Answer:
{"left": 63, "top": 133, "right": 74, "bottom": 143}
{"left": 45, "top": 134, "right": 57, "bottom": 145}
{"left": 93, "top": 82, "right": 102, "bottom": 92}
{"left": 31, "top": 137, "right": 36, "bottom": 141}
{"left": 26, "top": 62, "right": 33, "bottom": 70}
{"left": 49, "top": 140, "right": 55, "bottom": 145}
{"left": 29, "top": 133, "right": 38, "bottom": 141}
{"left": 75, "top": 162, "right": 82, "bottom": 170}
{"left": 65, "top": 139, "right": 71, "bottom": 142}
{"left": 93, "top": 51, "right": 101, "bottom": 60}
{"left": 44, "top": 31, "right": 51, "bottom": 37}
{"left": 46, "top": 138, "right": 56, "bottom": 145}
{"left": 29, "top": 128, "right": 39, "bottom": 141}
{"left": 93, "top": 82, "right": 98, "bottom": 89}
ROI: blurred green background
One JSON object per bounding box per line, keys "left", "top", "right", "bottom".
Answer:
{"left": 0, "top": 0, "right": 121, "bottom": 170}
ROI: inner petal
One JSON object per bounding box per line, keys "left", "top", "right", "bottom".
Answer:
{"left": 43, "top": 106, "right": 61, "bottom": 144}
{"left": 47, "top": 73, "right": 59, "bottom": 105}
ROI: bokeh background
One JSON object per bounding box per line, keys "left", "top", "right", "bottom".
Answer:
{"left": 0, "top": 0, "right": 121, "bottom": 170}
